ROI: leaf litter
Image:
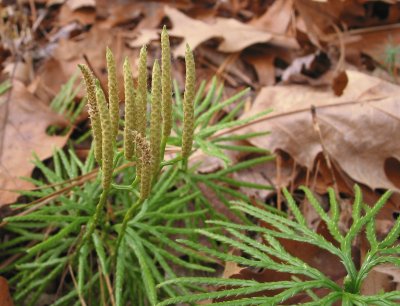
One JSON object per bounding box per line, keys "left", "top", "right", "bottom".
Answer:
{"left": 2, "top": 0, "right": 400, "bottom": 303}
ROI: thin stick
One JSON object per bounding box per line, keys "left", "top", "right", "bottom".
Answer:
{"left": 276, "top": 153, "right": 282, "bottom": 211}
{"left": 69, "top": 264, "right": 88, "bottom": 306}
{"left": 311, "top": 105, "right": 339, "bottom": 196}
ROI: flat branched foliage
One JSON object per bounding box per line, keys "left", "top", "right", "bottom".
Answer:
{"left": 158, "top": 186, "right": 400, "bottom": 305}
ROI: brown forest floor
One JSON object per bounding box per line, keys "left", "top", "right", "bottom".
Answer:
{"left": 1, "top": 0, "right": 400, "bottom": 303}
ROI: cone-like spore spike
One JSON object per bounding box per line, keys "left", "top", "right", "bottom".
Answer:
{"left": 137, "top": 45, "right": 148, "bottom": 138}
{"left": 78, "top": 64, "right": 103, "bottom": 164}
{"left": 182, "top": 44, "right": 195, "bottom": 159}
{"left": 106, "top": 47, "right": 119, "bottom": 140}
{"left": 133, "top": 131, "right": 152, "bottom": 200}
{"left": 161, "top": 26, "right": 172, "bottom": 142}
{"left": 123, "top": 57, "right": 136, "bottom": 160}
{"left": 150, "top": 59, "right": 162, "bottom": 175}
{"left": 95, "top": 79, "right": 114, "bottom": 190}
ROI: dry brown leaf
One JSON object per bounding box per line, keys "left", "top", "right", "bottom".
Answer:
{"left": 128, "top": 29, "right": 160, "bottom": 49}
{"left": 128, "top": 6, "right": 298, "bottom": 57}
{"left": 280, "top": 219, "right": 347, "bottom": 281}
{"left": 294, "top": 0, "right": 380, "bottom": 44}
{"left": 66, "top": 0, "right": 95, "bottom": 11}
{"left": 34, "top": 24, "right": 139, "bottom": 102}
{"left": 332, "top": 70, "right": 348, "bottom": 96}
{"left": 46, "top": 0, "right": 65, "bottom": 6}
{"left": 342, "top": 26, "right": 400, "bottom": 69}
{"left": 58, "top": 4, "right": 96, "bottom": 26}
{"left": 245, "top": 53, "right": 276, "bottom": 86}
{"left": 281, "top": 51, "right": 333, "bottom": 85}
{"left": 0, "top": 277, "right": 13, "bottom": 306}
{"left": 165, "top": 6, "right": 272, "bottom": 57}
{"left": 241, "top": 70, "right": 400, "bottom": 192}
{"left": 98, "top": 2, "right": 145, "bottom": 28}
{"left": 233, "top": 151, "right": 297, "bottom": 200}
{"left": 362, "top": 266, "right": 398, "bottom": 294}
{"left": 0, "top": 82, "right": 68, "bottom": 205}
{"left": 374, "top": 264, "right": 400, "bottom": 289}
{"left": 251, "top": 0, "right": 293, "bottom": 34}
{"left": 221, "top": 249, "right": 244, "bottom": 279}
{"left": 168, "top": 6, "right": 300, "bottom": 57}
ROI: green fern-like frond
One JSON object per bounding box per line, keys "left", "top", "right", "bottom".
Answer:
{"left": 159, "top": 186, "right": 400, "bottom": 305}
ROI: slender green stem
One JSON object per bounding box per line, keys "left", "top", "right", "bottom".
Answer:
{"left": 112, "top": 177, "right": 140, "bottom": 194}
{"left": 131, "top": 175, "right": 139, "bottom": 187}
{"left": 161, "top": 155, "right": 182, "bottom": 167}
{"left": 116, "top": 198, "right": 144, "bottom": 251}
{"left": 75, "top": 189, "right": 109, "bottom": 252}
{"left": 113, "top": 151, "right": 124, "bottom": 168}
{"left": 181, "top": 157, "right": 188, "bottom": 172}
{"left": 342, "top": 293, "right": 354, "bottom": 306}
{"left": 160, "top": 135, "right": 168, "bottom": 163}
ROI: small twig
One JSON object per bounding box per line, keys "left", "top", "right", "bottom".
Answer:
{"left": 276, "top": 153, "right": 282, "bottom": 211}
{"left": 210, "top": 96, "right": 387, "bottom": 141}
{"left": 289, "top": 159, "right": 297, "bottom": 194}
{"left": 99, "top": 263, "right": 106, "bottom": 306}
{"left": 69, "top": 264, "right": 88, "bottom": 306}
{"left": 330, "top": 22, "right": 345, "bottom": 76}
{"left": 310, "top": 105, "right": 339, "bottom": 196}
{"left": 311, "top": 159, "right": 321, "bottom": 191}
{"left": 28, "top": 0, "right": 37, "bottom": 24}
{"left": 98, "top": 261, "right": 116, "bottom": 306}
{"left": 83, "top": 54, "right": 107, "bottom": 94}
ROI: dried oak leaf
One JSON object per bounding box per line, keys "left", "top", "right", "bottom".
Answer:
{"left": 166, "top": 6, "right": 298, "bottom": 57}
{"left": 130, "top": 6, "right": 298, "bottom": 57}
{"left": 66, "top": 0, "right": 95, "bottom": 11}
{"left": 0, "top": 82, "right": 68, "bottom": 205}
{"left": 240, "top": 70, "right": 400, "bottom": 192}
{"left": 250, "top": 0, "right": 293, "bottom": 34}
{"left": 34, "top": 24, "right": 138, "bottom": 102}
{"left": 0, "top": 276, "right": 13, "bottom": 306}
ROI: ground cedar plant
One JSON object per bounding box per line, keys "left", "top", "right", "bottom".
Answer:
{"left": 0, "top": 27, "right": 272, "bottom": 305}
{"left": 0, "top": 27, "right": 399, "bottom": 306}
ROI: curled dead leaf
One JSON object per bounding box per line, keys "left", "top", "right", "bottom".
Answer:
{"left": 241, "top": 70, "right": 400, "bottom": 192}
{"left": 0, "top": 82, "right": 68, "bottom": 205}
{"left": 0, "top": 275, "right": 14, "bottom": 306}
{"left": 130, "top": 6, "right": 299, "bottom": 58}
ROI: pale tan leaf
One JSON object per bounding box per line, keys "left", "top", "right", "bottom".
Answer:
{"left": 0, "top": 82, "right": 68, "bottom": 205}
{"left": 162, "top": 6, "right": 298, "bottom": 57}
{"left": 374, "top": 264, "right": 400, "bottom": 284}
{"left": 128, "top": 29, "right": 160, "bottom": 48}
{"left": 0, "top": 277, "right": 13, "bottom": 306}
{"left": 251, "top": 0, "right": 293, "bottom": 34}
{"left": 66, "top": 0, "right": 95, "bottom": 11}
{"left": 363, "top": 264, "right": 400, "bottom": 294}
{"left": 241, "top": 70, "right": 400, "bottom": 191}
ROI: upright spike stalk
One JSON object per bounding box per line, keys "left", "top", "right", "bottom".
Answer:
{"left": 78, "top": 64, "right": 102, "bottom": 165}
{"left": 161, "top": 26, "right": 172, "bottom": 159}
{"left": 150, "top": 60, "right": 162, "bottom": 176}
{"left": 106, "top": 47, "right": 119, "bottom": 140}
{"left": 181, "top": 44, "right": 196, "bottom": 164}
{"left": 77, "top": 79, "right": 114, "bottom": 253}
{"left": 96, "top": 80, "right": 114, "bottom": 190}
{"left": 123, "top": 57, "right": 136, "bottom": 160}
{"left": 132, "top": 131, "right": 152, "bottom": 200}
{"left": 116, "top": 132, "right": 151, "bottom": 255}
{"left": 135, "top": 46, "right": 148, "bottom": 181}
{"left": 137, "top": 45, "right": 148, "bottom": 138}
